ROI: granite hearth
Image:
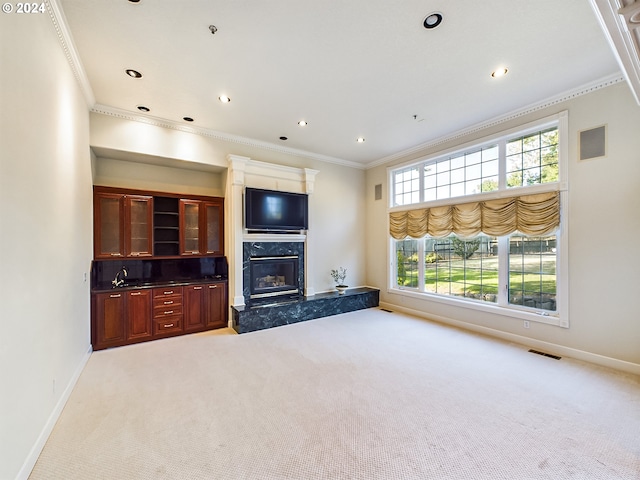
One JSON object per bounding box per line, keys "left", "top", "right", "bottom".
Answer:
{"left": 231, "top": 287, "right": 379, "bottom": 334}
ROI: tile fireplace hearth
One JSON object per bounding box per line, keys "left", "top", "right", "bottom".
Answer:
{"left": 231, "top": 287, "right": 380, "bottom": 333}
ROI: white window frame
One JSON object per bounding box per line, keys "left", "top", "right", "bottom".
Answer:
{"left": 387, "top": 112, "right": 569, "bottom": 328}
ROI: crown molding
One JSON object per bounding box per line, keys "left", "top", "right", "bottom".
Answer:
{"left": 46, "top": 0, "right": 95, "bottom": 107}
{"left": 90, "top": 104, "right": 365, "bottom": 170}
{"left": 366, "top": 73, "right": 625, "bottom": 169}
{"left": 590, "top": 0, "right": 640, "bottom": 105}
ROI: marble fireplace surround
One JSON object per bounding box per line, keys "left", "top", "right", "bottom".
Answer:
{"left": 242, "top": 241, "right": 305, "bottom": 304}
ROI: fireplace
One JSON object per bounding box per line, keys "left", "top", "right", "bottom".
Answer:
{"left": 249, "top": 256, "right": 299, "bottom": 299}
{"left": 242, "top": 241, "right": 305, "bottom": 304}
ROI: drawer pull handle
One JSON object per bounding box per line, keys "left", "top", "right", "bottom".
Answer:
{"left": 164, "top": 310, "right": 174, "bottom": 315}
{"left": 163, "top": 301, "right": 173, "bottom": 305}
{"left": 165, "top": 323, "right": 174, "bottom": 328}
{"left": 109, "top": 294, "right": 121, "bottom": 298}
{"left": 164, "top": 291, "right": 174, "bottom": 295}
{"left": 194, "top": 286, "right": 203, "bottom": 290}
{"left": 209, "top": 285, "right": 217, "bottom": 289}
{"left": 131, "top": 292, "right": 142, "bottom": 296}
{"left": 110, "top": 253, "right": 122, "bottom": 257}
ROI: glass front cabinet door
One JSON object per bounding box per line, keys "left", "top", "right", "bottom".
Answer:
{"left": 94, "top": 191, "right": 153, "bottom": 259}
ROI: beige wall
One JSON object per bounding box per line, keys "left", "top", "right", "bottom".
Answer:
{"left": 0, "top": 11, "right": 93, "bottom": 480}
{"left": 365, "top": 82, "right": 640, "bottom": 369}
{"left": 93, "top": 157, "right": 225, "bottom": 197}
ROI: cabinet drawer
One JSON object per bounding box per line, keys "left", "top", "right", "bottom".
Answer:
{"left": 152, "top": 297, "right": 182, "bottom": 309}
{"left": 153, "top": 287, "right": 183, "bottom": 299}
{"left": 154, "top": 316, "right": 183, "bottom": 335}
{"left": 153, "top": 304, "right": 183, "bottom": 318}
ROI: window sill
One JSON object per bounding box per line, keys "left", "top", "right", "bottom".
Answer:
{"left": 387, "top": 287, "right": 567, "bottom": 328}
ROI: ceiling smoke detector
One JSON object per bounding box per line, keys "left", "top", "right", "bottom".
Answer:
{"left": 423, "top": 12, "right": 443, "bottom": 29}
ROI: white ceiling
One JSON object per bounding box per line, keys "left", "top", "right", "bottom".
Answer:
{"left": 58, "top": 0, "right": 626, "bottom": 167}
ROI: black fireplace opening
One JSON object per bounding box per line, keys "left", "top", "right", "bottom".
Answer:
{"left": 249, "top": 256, "right": 300, "bottom": 299}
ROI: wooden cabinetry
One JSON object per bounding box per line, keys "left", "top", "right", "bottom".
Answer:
{"left": 92, "top": 288, "right": 152, "bottom": 350}
{"left": 94, "top": 187, "right": 223, "bottom": 259}
{"left": 93, "top": 291, "right": 126, "bottom": 349}
{"left": 203, "top": 201, "right": 224, "bottom": 255}
{"left": 179, "top": 199, "right": 224, "bottom": 256}
{"left": 184, "top": 285, "right": 206, "bottom": 332}
{"left": 205, "top": 282, "right": 228, "bottom": 329}
{"left": 183, "top": 282, "right": 228, "bottom": 332}
{"left": 92, "top": 281, "right": 227, "bottom": 349}
{"left": 152, "top": 287, "right": 184, "bottom": 336}
{"left": 94, "top": 189, "right": 153, "bottom": 259}
{"left": 126, "top": 290, "right": 152, "bottom": 340}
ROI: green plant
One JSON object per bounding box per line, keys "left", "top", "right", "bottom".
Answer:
{"left": 452, "top": 237, "right": 481, "bottom": 259}
{"left": 425, "top": 252, "right": 442, "bottom": 263}
{"left": 330, "top": 267, "right": 347, "bottom": 286}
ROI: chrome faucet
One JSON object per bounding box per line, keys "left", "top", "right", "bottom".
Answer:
{"left": 112, "top": 266, "right": 128, "bottom": 287}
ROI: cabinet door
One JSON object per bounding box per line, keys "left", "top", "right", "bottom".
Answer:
{"left": 184, "top": 285, "right": 206, "bottom": 332}
{"left": 94, "top": 193, "right": 124, "bottom": 259}
{"left": 203, "top": 200, "right": 224, "bottom": 255}
{"left": 180, "top": 200, "right": 201, "bottom": 255}
{"left": 93, "top": 292, "right": 126, "bottom": 349}
{"left": 205, "top": 282, "right": 228, "bottom": 329}
{"left": 126, "top": 290, "right": 152, "bottom": 340}
{"left": 125, "top": 196, "right": 153, "bottom": 257}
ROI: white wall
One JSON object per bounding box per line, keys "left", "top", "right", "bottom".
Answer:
{"left": 0, "top": 10, "right": 93, "bottom": 480}
{"left": 365, "top": 82, "right": 640, "bottom": 370}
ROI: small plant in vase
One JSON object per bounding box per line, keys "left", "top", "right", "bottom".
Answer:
{"left": 331, "top": 267, "right": 348, "bottom": 294}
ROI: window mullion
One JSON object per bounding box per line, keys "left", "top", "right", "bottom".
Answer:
{"left": 498, "top": 139, "right": 507, "bottom": 190}
{"left": 419, "top": 162, "right": 425, "bottom": 203}
{"left": 497, "top": 236, "right": 510, "bottom": 306}
{"left": 418, "top": 239, "right": 426, "bottom": 291}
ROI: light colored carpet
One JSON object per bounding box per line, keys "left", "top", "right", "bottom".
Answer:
{"left": 29, "top": 309, "right": 640, "bottom": 479}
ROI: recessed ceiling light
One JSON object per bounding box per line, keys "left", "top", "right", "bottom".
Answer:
{"left": 491, "top": 67, "right": 509, "bottom": 78}
{"left": 137, "top": 105, "right": 150, "bottom": 112}
{"left": 298, "top": 120, "right": 307, "bottom": 126}
{"left": 423, "top": 12, "right": 443, "bottom": 29}
{"left": 183, "top": 117, "right": 194, "bottom": 122}
{"left": 125, "top": 69, "right": 143, "bottom": 78}
{"left": 357, "top": 137, "right": 365, "bottom": 143}
{"left": 279, "top": 136, "right": 288, "bottom": 141}
{"left": 218, "top": 95, "right": 231, "bottom": 103}
{"left": 128, "top": 0, "right": 141, "bottom": 3}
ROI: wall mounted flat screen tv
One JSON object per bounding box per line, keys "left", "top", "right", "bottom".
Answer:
{"left": 245, "top": 187, "right": 309, "bottom": 231}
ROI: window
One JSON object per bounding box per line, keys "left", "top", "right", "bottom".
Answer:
{"left": 389, "top": 114, "right": 567, "bottom": 327}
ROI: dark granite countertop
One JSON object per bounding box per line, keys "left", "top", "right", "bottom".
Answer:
{"left": 92, "top": 276, "right": 227, "bottom": 293}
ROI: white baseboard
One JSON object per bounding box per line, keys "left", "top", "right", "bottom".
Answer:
{"left": 16, "top": 345, "right": 93, "bottom": 480}
{"left": 379, "top": 301, "right": 640, "bottom": 376}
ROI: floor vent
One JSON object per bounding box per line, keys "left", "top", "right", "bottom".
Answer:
{"left": 528, "top": 349, "right": 561, "bottom": 360}
{"left": 380, "top": 308, "right": 394, "bottom": 313}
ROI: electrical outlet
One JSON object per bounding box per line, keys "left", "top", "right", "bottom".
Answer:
{"left": 523, "top": 321, "right": 530, "bottom": 329}
{"left": 83, "top": 272, "right": 87, "bottom": 282}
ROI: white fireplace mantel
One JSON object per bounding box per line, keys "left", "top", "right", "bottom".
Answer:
{"left": 225, "top": 155, "right": 318, "bottom": 308}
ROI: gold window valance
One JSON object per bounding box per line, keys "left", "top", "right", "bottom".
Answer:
{"left": 389, "top": 191, "right": 560, "bottom": 240}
